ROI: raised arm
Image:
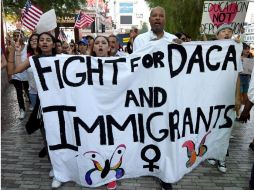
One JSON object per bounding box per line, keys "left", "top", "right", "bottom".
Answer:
{"left": 7, "top": 43, "right": 30, "bottom": 75}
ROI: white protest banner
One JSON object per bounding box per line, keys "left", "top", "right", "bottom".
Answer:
{"left": 200, "top": 1, "right": 249, "bottom": 34}
{"left": 242, "top": 58, "right": 254, "bottom": 75}
{"left": 30, "top": 39, "right": 242, "bottom": 187}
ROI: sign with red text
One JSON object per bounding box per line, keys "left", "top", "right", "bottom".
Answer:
{"left": 30, "top": 40, "right": 242, "bottom": 187}
{"left": 200, "top": 1, "right": 249, "bottom": 34}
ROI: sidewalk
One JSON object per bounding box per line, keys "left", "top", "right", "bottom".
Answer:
{"left": 1, "top": 85, "right": 254, "bottom": 190}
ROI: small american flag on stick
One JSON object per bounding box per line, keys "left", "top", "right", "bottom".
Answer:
{"left": 74, "top": 11, "right": 94, "bottom": 29}
{"left": 21, "top": 0, "right": 43, "bottom": 31}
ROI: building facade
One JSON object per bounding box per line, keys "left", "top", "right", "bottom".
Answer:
{"left": 244, "top": 24, "right": 254, "bottom": 45}
{"left": 107, "top": 0, "right": 150, "bottom": 33}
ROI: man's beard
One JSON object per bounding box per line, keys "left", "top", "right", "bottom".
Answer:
{"left": 152, "top": 26, "right": 163, "bottom": 34}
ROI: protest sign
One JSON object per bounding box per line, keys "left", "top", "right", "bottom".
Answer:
{"left": 36, "top": 9, "right": 57, "bottom": 34}
{"left": 242, "top": 58, "right": 254, "bottom": 75}
{"left": 30, "top": 39, "right": 242, "bottom": 187}
{"left": 200, "top": 1, "right": 249, "bottom": 34}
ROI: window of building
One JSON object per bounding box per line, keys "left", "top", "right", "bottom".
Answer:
{"left": 120, "top": 16, "right": 132, "bottom": 24}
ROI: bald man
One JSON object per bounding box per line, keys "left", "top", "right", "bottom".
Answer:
{"left": 133, "top": 6, "right": 177, "bottom": 52}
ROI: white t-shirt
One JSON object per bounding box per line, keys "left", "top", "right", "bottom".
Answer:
{"left": 133, "top": 30, "right": 177, "bottom": 52}
{"left": 248, "top": 68, "right": 254, "bottom": 103}
{"left": 12, "top": 44, "right": 28, "bottom": 81}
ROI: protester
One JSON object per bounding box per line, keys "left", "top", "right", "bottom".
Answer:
{"left": 9, "top": 29, "right": 31, "bottom": 119}
{"left": 133, "top": 6, "right": 177, "bottom": 52}
{"left": 69, "top": 40, "right": 77, "bottom": 55}
{"left": 78, "top": 37, "right": 88, "bottom": 55}
{"left": 26, "top": 33, "right": 39, "bottom": 109}
{"left": 238, "top": 64, "right": 254, "bottom": 152}
{"left": 55, "top": 39, "right": 63, "bottom": 54}
{"left": 238, "top": 67, "right": 254, "bottom": 190}
{"left": 62, "top": 41, "right": 70, "bottom": 54}
{"left": 207, "top": 23, "right": 242, "bottom": 173}
{"left": 239, "top": 43, "right": 252, "bottom": 109}
{"left": 108, "top": 34, "right": 126, "bottom": 56}
{"left": 23, "top": 33, "right": 48, "bottom": 158}
{"left": 85, "top": 35, "right": 95, "bottom": 55}
{"left": 7, "top": 32, "right": 63, "bottom": 189}
{"left": 91, "top": 35, "right": 117, "bottom": 190}
{"left": 132, "top": 6, "right": 175, "bottom": 190}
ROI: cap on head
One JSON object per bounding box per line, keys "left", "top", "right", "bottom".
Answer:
{"left": 13, "top": 29, "right": 25, "bottom": 37}
{"left": 216, "top": 24, "right": 233, "bottom": 35}
{"left": 78, "top": 38, "right": 88, "bottom": 45}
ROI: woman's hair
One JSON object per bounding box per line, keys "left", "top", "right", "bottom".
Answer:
{"left": 175, "top": 32, "right": 184, "bottom": 39}
{"left": 27, "top": 33, "right": 39, "bottom": 56}
{"left": 242, "top": 42, "right": 252, "bottom": 58}
{"left": 243, "top": 42, "right": 250, "bottom": 50}
{"left": 37, "top": 32, "right": 57, "bottom": 56}
{"left": 91, "top": 36, "right": 109, "bottom": 57}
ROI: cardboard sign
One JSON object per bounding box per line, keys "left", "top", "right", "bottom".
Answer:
{"left": 200, "top": 1, "right": 249, "bottom": 34}
{"left": 36, "top": 9, "right": 57, "bottom": 34}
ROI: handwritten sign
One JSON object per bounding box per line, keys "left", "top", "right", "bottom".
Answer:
{"left": 200, "top": 1, "right": 249, "bottom": 34}
{"left": 242, "top": 58, "right": 254, "bottom": 75}
{"left": 30, "top": 40, "right": 242, "bottom": 187}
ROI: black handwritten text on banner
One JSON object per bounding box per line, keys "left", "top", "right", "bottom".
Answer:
{"left": 30, "top": 40, "right": 242, "bottom": 187}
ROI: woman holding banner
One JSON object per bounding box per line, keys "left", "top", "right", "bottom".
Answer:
{"left": 91, "top": 35, "right": 117, "bottom": 190}
{"left": 207, "top": 23, "right": 242, "bottom": 174}
{"left": 7, "top": 32, "right": 63, "bottom": 189}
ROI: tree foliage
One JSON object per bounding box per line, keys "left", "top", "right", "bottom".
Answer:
{"left": 147, "top": 0, "right": 205, "bottom": 40}
{"left": 3, "top": 0, "right": 86, "bottom": 19}
{"left": 139, "top": 22, "right": 149, "bottom": 34}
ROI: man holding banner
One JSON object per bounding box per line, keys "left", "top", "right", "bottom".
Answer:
{"left": 207, "top": 23, "right": 242, "bottom": 173}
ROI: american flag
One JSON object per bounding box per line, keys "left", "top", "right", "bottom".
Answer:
{"left": 58, "top": 29, "right": 68, "bottom": 42}
{"left": 21, "top": 0, "right": 43, "bottom": 31}
{"left": 74, "top": 12, "right": 94, "bottom": 29}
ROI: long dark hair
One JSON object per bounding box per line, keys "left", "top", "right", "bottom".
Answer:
{"left": 91, "top": 36, "right": 109, "bottom": 57}
{"left": 27, "top": 33, "right": 39, "bottom": 56}
{"left": 37, "top": 32, "right": 57, "bottom": 56}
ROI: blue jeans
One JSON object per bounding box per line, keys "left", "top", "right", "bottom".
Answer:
{"left": 29, "top": 93, "right": 38, "bottom": 107}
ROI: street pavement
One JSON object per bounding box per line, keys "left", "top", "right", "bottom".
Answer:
{"left": 1, "top": 85, "right": 254, "bottom": 190}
